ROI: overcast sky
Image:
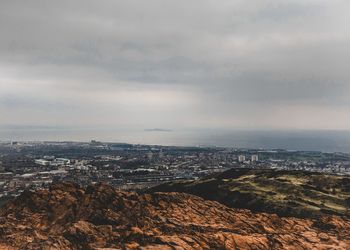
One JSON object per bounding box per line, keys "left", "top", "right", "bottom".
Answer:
{"left": 1, "top": 0, "right": 350, "bottom": 132}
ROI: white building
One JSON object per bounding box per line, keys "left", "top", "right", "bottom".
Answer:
{"left": 43, "top": 155, "right": 55, "bottom": 160}
{"left": 251, "top": 155, "right": 259, "bottom": 162}
{"left": 35, "top": 159, "right": 50, "bottom": 166}
{"left": 238, "top": 155, "right": 246, "bottom": 163}
{"left": 54, "top": 158, "right": 70, "bottom": 165}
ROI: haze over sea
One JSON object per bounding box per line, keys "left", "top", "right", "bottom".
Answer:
{"left": 1, "top": 127, "right": 350, "bottom": 153}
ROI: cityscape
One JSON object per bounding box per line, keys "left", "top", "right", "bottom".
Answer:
{"left": 1, "top": 0, "right": 350, "bottom": 248}
{"left": 1, "top": 140, "right": 350, "bottom": 205}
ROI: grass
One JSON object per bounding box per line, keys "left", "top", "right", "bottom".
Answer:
{"left": 151, "top": 168, "right": 350, "bottom": 218}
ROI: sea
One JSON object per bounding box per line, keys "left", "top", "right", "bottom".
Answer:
{"left": 1, "top": 128, "right": 350, "bottom": 153}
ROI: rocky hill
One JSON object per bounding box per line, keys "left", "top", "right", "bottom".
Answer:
{"left": 151, "top": 168, "right": 350, "bottom": 219}
{"left": 0, "top": 182, "right": 349, "bottom": 249}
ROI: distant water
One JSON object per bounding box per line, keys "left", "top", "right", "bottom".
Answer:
{"left": 1, "top": 128, "right": 350, "bottom": 153}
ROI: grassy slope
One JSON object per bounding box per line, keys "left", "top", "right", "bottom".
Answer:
{"left": 150, "top": 168, "right": 350, "bottom": 219}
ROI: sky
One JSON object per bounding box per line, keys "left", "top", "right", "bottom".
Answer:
{"left": 1, "top": 0, "right": 350, "bottom": 134}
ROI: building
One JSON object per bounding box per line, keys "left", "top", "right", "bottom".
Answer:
{"left": 35, "top": 159, "right": 50, "bottom": 166}
{"left": 55, "top": 158, "right": 70, "bottom": 165}
{"left": 50, "top": 158, "right": 70, "bottom": 166}
{"left": 43, "top": 155, "right": 55, "bottom": 160}
{"left": 147, "top": 152, "right": 153, "bottom": 160}
{"left": 251, "top": 155, "right": 259, "bottom": 162}
{"left": 238, "top": 155, "right": 246, "bottom": 163}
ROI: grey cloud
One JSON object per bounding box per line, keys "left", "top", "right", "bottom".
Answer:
{"left": 144, "top": 128, "right": 173, "bottom": 132}
{"left": 0, "top": 0, "right": 349, "bottom": 130}
{"left": 0, "top": 95, "right": 73, "bottom": 110}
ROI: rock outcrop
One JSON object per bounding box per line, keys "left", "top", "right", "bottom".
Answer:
{"left": 0, "top": 182, "right": 349, "bottom": 249}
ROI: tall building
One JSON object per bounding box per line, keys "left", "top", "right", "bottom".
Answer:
{"left": 238, "top": 155, "right": 246, "bottom": 163}
{"left": 251, "top": 155, "right": 259, "bottom": 162}
{"left": 147, "top": 152, "right": 153, "bottom": 160}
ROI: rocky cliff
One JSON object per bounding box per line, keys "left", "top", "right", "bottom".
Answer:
{"left": 0, "top": 182, "right": 349, "bottom": 249}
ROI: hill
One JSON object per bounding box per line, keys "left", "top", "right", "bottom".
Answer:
{"left": 150, "top": 168, "right": 350, "bottom": 219}
{"left": 0, "top": 182, "right": 349, "bottom": 249}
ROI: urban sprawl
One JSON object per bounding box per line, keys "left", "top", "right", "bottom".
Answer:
{"left": 1, "top": 141, "right": 350, "bottom": 203}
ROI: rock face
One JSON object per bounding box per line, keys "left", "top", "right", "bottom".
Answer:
{"left": 0, "top": 183, "right": 349, "bottom": 250}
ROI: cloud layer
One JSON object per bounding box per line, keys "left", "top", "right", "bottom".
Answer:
{"left": 1, "top": 0, "right": 350, "bottom": 132}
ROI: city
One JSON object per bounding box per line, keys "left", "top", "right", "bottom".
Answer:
{"left": 1, "top": 0, "right": 350, "bottom": 248}
{"left": 1, "top": 140, "right": 350, "bottom": 205}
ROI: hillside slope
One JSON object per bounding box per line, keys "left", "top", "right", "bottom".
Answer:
{"left": 0, "top": 182, "right": 349, "bottom": 249}
{"left": 151, "top": 168, "right": 350, "bottom": 219}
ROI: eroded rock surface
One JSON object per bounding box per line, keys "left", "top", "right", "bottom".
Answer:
{"left": 0, "top": 183, "right": 349, "bottom": 249}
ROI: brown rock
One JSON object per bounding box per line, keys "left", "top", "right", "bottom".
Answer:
{"left": 0, "top": 182, "right": 348, "bottom": 250}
